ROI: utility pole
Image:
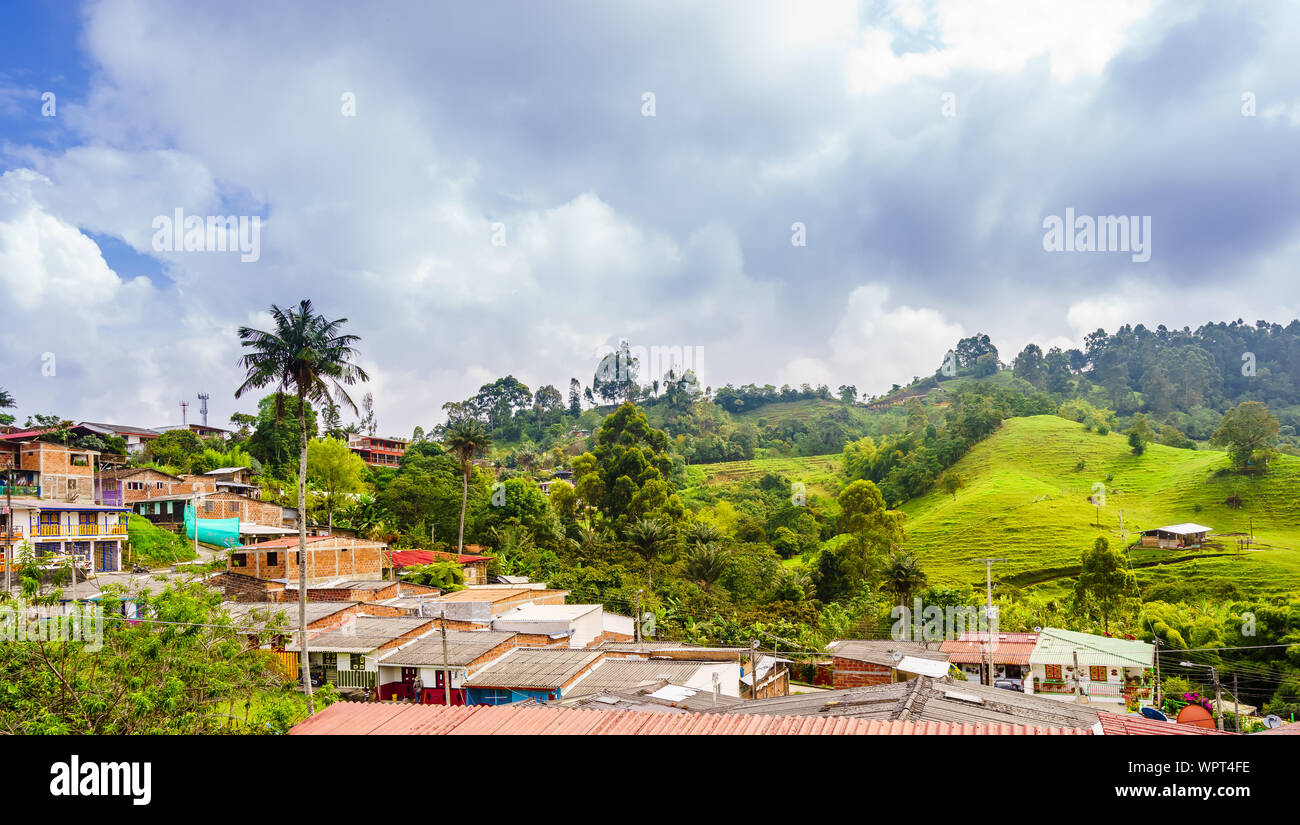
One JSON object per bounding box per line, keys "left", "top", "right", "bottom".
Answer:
{"left": 750, "top": 639, "right": 760, "bottom": 700}
{"left": 1233, "top": 674, "right": 1241, "bottom": 733}
{"left": 1072, "top": 650, "right": 1083, "bottom": 703}
{"left": 1213, "top": 666, "right": 1224, "bottom": 731}
{"left": 974, "top": 558, "right": 1005, "bottom": 686}
{"left": 4, "top": 468, "right": 13, "bottom": 597}
{"left": 634, "top": 589, "right": 643, "bottom": 644}
{"left": 1153, "top": 638, "right": 1162, "bottom": 710}
{"left": 440, "top": 608, "right": 451, "bottom": 706}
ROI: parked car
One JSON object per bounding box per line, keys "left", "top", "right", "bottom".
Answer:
{"left": 993, "top": 679, "right": 1023, "bottom": 692}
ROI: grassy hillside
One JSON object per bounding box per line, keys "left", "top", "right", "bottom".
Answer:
{"left": 899, "top": 415, "right": 1300, "bottom": 598}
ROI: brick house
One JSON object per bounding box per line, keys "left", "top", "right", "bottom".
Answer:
{"left": 0, "top": 436, "right": 99, "bottom": 502}
{"left": 96, "top": 467, "right": 185, "bottom": 506}
{"left": 826, "top": 640, "right": 950, "bottom": 689}
{"left": 134, "top": 490, "right": 284, "bottom": 529}
{"left": 227, "top": 534, "right": 389, "bottom": 583}
{"left": 423, "top": 586, "right": 570, "bottom": 623}
{"left": 72, "top": 422, "right": 161, "bottom": 454}
{"left": 391, "top": 547, "right": 492, "bottom": 585}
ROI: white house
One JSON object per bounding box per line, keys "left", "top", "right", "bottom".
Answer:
{"left": 1026, "top": 628, "right": 1154, "bottom": 705}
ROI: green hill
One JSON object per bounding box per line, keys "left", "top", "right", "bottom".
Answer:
{"left": 899, "top": 415, "right": 1300, "bottom": 598}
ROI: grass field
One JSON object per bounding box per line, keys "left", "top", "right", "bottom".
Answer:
{"left": 898, "top": 415, "right": 1300, "bottom": 597}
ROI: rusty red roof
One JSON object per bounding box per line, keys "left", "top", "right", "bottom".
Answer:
{"left": 291, "top": 702, "right": 1092, "bottom": 735}
{"left": 235, "top": 535, "right": 333, "bottom": 550}
{"left": 1096, "top": 712, "right": 1234, "bottom": 735}
{"left": 391, "top": 550, "right": 492, "bottom": 567}
{"left": 939, "top": 633, "right": 1039, "bottom": 665}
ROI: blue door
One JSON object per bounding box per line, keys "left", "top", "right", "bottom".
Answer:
{"left": 97, "top": 543, "right": 116, "bottom": 572}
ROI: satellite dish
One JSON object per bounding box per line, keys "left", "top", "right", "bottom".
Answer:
{"left": 1264, "top": 714, "right": 1284, "bottom": 729}
{"left": 1033, "top": 626, "right": 1042, "bottom": 633}
{"left": 1140, "top": 707, "right": 1169, "bottom": 722}
{"left": 890, "top": 650, "right": 903, "bottom": 664}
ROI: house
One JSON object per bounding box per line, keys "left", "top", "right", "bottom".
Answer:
{"left": 96, "top": 467, "right": 185, "bottom": 506}
{"left": 939, "top": 631, "right": 1039, "bottom": 688}
{"left": 0, "top": 498, "right": 130, "bottom": 572}
{"left": 375, "top": 630, "right": 520, "bottom": 703}
{"left": 194, "top": 466, "right": 259, "bottom": 496}
{"left": 226, "top": 534, "right": 390, "bottom": 583}
{"left": 742, "top": 655, "right": 793, "bottom": 699}
{"left": 725, "top": 675, "right": 1104, "bottom": 731}
{"left": 284, "top": 616, "right": 438, "bottom": 691}
{"left": 0, "top": 437, "right": 99, "bottom": 502}
{"left": 290, "top": 701, "right": 1094, "bottom": 735}
{"left": 1026, "top": 628, "right": 1155, "bottom": 704}
{"left": 154, "top": 423, "right": 230, "bottom": 440}
{"left": 490, "top": 603, "right": 605, "bottom": 648}
{"left": 423, "top": 585, "right": 570, "bottom": 624}
{"left": 1138, "top": 523, "right": 1212, "bottom": 549}
{"left": 72, "top": 422, "right": 162, "bottom": 454}
{"left": 133, "top": 490, "right": 286, "bottom": 535}
{"left": 391, "top": 547, "right": 492, "bottom": 585}
{"left": 825, "top": 639, "right": 950, "bottom": 688}
{"left": 346, "top": 434, "right": 408, "bottom": 468}
{"left": 462, "top": 646, "right": 604, "bottom": 705}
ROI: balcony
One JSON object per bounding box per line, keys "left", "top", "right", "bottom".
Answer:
{"left": 0, "top": 484, "right": 40, "bottom": 497}
{"left": 34, "top": 522, "right": 127, "bottom": 538}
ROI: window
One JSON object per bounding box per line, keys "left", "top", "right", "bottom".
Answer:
{"left": 1089, "top": 666, "right": 1108, "bottom": 682}
{"left": 266, "top": 552, "right": 278, "bottom": 567}
{"left": 104, "top": 481, "right": 117, "bottom": 491}
{"left": 68, "top": 479, "right": 79, "bottom": 491}
{"left": 203, "top": 501, "right": 215, "bottom": 513}
{"left": 127, "top": 481, "right": 144, "bottom": 491}
{"left": 1044, "top": 664, "right": 1064, "bottom": 682}
{"left": 351, "top": 654, "right": 366, "bottom": 671}
{"left": 322, "top": 652, "right": 338, "bottom": 669}
{"left": 231, "top": 554, "right": 247, "bottom": 568}
{"left": 155, "top": 481, "right": 165, "bottom": 489}
{"left": 227, "top": 502, "right": 238, "bottom": 513}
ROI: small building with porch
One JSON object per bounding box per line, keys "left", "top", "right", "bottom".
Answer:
{"left": 1026, "top": 628, "right": 1154, "bottom": 705}
{"left": 1138, "top": 523, "right": 1211, "bottom": 549}
{"left": 375, "top": 630, "right": 519, "bottom": 704}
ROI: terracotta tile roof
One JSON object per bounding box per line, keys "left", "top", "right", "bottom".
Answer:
{"left": 1096, "top": 711, "right": 1235, "bottom": 735}
{"left": 291, "top": 702, "right": 1093, "bottom": 735}
{"left": 939, "top": 633, "right": 1038, "bottom": 665}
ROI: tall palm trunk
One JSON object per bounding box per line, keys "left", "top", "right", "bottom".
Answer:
{"left": 457, "top": 461, "right": 468, "bottom": 553}
{"left": 298, "top": 398, "right": 313, "bottom": 714}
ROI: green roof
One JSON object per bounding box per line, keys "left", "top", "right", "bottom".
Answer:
{"left": 1028, "top": 627, "right": 1153, "bottom": 668}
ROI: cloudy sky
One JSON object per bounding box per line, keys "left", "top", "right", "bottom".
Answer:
{"left": 2, "top": 0, "right": 1299, "bottom": 436}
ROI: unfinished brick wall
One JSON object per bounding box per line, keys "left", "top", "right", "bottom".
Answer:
{"left": 832, "top": 656, "right": 893, "bottom": 688}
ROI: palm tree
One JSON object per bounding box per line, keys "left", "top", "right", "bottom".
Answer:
{"left": 882, "top": 549, "right": 928, "bottom": 606}
{"left": 443, "top": 419, "right": 492, "bottom": 553}
{"left": 683, "top": 541, "right": 729, "bottom": 591}
{"left": 235, "top": 299, "right": 368, "bottom": 714}
{"left": 625, "top": 516, "right": 675, "bottom": 589}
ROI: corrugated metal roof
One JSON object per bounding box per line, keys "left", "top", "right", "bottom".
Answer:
{"left": 725, "top": 677, "right": 1102, "bottom": 729}
{"left": 291, "top": 702, "right": 1092, "bottom": 735}
{"left": 1029, "top": 628, "right": 1153, "bottom": 667}
{"left": 1096, "top": 712, "right": 1233, "bottom": 735}
{"left": 465, "top": 647, "right": 603, "bottom": 690}
{"left": 564, "top": 659, "right": 710, "bottom": 698}
{"left": 376, "top": 631, "right": 517, "bottom": 667}
{"left": 283, "top": 617, "right": 433, "bottom": 652}
{"left": 826, "top": 640, "right": 949, "bottom": 667}
{"left": 939, "top": 636, "right": 1038, "bottom": 665}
